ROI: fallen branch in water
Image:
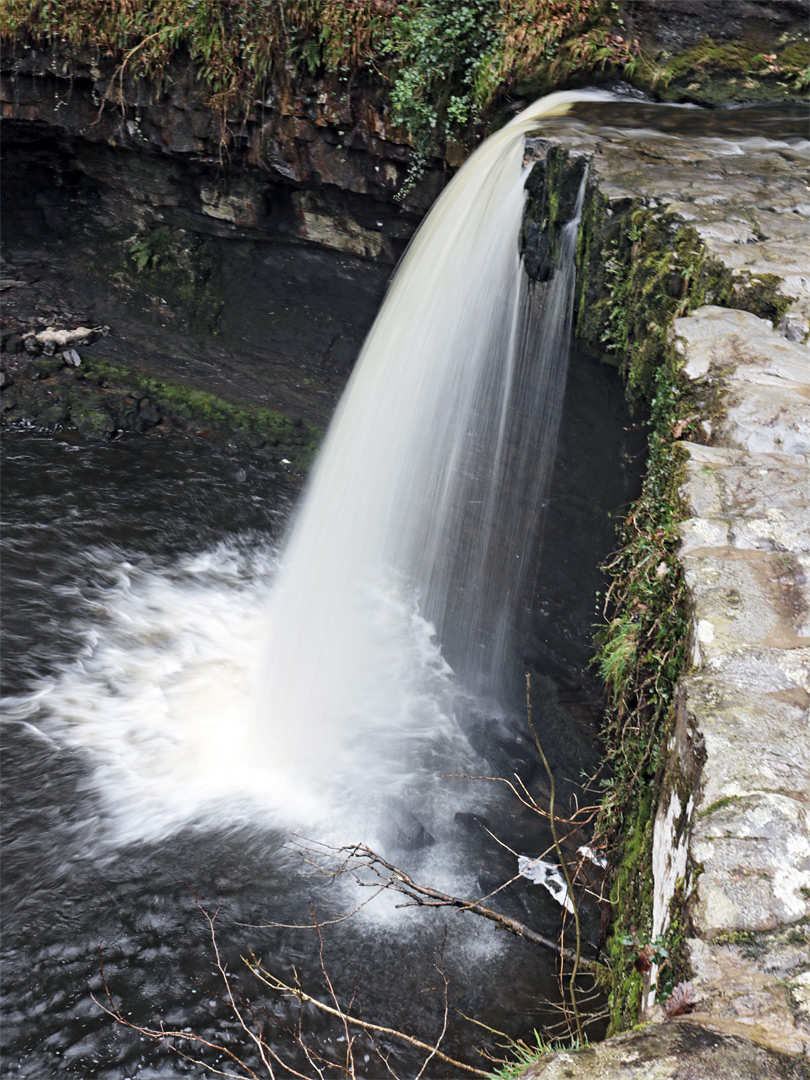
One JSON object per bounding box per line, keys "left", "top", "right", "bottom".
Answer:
{"left": 287, "top": 838, "right": 602, "bottom": 976}
{"left": 246, "top": 921, "right": 488, "bottom": 1078}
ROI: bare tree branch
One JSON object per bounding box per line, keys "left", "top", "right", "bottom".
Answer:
{"left": 245, "top": 951, "right": 489, "bottom": 1077}
{"left": 292, "top": 840, "right": 602, "bottom": 977}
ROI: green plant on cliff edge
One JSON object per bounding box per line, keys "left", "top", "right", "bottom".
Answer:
{"left": 592, "top": 356, "right": 690, "bottom": 1031}
{"left": 573, "top": 189, "right": 728, "bottom": 1032}
{"left": 382, "top": 0, "right": 498, "bottom": 196}
{"left": 488, "top": 1031, "right": 586, "bottom": 1079}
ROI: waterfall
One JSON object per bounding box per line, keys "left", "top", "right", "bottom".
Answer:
{"left": 255, "top": 91, "right": 608, "bottom": 818}
{"left": 3, "top": 90, "right": 613, "bottom": 843}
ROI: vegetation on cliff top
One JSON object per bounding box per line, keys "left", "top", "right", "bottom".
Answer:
{"left": 4, "top": 2, "right": 805, "bottom": 189}
{"left": 1, "top": 0, "right": 634, "bottom": 154}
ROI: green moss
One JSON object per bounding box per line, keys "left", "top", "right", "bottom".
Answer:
{"left": 34, "top": 355, "right": 65, "bottom": 378}
{"left": 714, "top": 929, "right": 764, "bottom": 960}
{"left": 603, "top": 803, "right": 654, "bottom": 1032}
{"left": 72, "top": 402, "right": 116, "bottom": 440}
{"left": 79, "top": 355, "right": 322, "bottom": 467}
{"left": 732, "top": 272, "right": 795, "bottom": 325}
{"left": 699, "top": 794, "right": 742, "bottom": 817}
{"left": 79, "top": 356, "right": 131, "bottom": 384}
{"left": 576, "top": 185, "right": 729, "bottom": 1032}
{"left": 666, "top": 39, "right": 767, "bottom": 80}
{"left": 632, "top": 35, "right": 809, "bottom": 104}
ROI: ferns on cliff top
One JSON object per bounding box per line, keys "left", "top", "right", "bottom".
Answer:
{"left": 1, "top": 0, "right": 634, "bottom": 134}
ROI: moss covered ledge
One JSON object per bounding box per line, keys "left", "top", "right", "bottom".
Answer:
{"left": 509, "top": 100, "right": 810, "bottom": 1075}
{"left": 0, "top": 350, "right": 322, "bottom": 470}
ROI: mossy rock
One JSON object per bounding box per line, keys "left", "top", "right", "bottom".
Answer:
{"left": 34, "top": 355, "right": 65, "bottom": 378}
{"left": 76, "top": 355, "right": 323, "bottom": 466}
{"left": 72, "top": 403, "right": 116, "bottom": 440}
{"left": 39, "top": 401, "right": 70, "bottom": 426}
{"left": 631, "top": 34, "right": 810, "bottom": 106}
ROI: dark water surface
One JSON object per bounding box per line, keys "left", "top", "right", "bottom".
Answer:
{"left": 1, "top": 336, "right": 641, "bottom": 1078}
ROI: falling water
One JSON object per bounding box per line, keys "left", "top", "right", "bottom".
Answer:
{"left": 255, "top": 91, "right": 607, "bottom": 823}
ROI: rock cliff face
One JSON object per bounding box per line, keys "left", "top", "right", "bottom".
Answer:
{"left": 517, "top": 87, "right": 810, "bottom": 1077}
{"left": 1, "top": 42, "right": 447, "bottom": 266}
{"left": 1, "top": 40, "right": 448, "bottom": 462}
{"left": 624, "top": 0, "right": 807, "bottom": 55}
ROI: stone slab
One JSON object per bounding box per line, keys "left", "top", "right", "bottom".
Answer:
{"left": 519, "top": 1018, "right": 807, "bottom": 1078}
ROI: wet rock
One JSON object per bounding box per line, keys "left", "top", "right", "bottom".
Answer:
{"left": 38, "top": 401, "right": 69, "bottom": 426}
{"left": 379, "top": 801, "right": 436, "bottom": 851}
{"left": 34, "top": 355, "right": 63, "bottom": 378}
{"left": 72, "top": 401, "right": 115, "bottom": 441}
{"left": 520, "top": 1019, "right": 807, "bottom": 1079}
{"left": 117, "top": 404, "right": 139, "bottom": 433}
{"left": 0, "top": 371, "right": 13, "bottom": 389}
{"left": 136, "top": 397, "right": 161, "bottom": 429}
{"left": 454, "top": 812, "right": 491, "bottom": 835}
{"left": 1, "top": 329, "right": 25, "bottom": 354}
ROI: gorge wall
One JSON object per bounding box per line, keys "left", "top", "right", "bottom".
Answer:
{"left": 522, "top": 110, "right": 810, "bottom": 1076}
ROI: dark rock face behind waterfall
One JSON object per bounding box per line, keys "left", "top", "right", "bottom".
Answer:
{"left": 0, "top": 42, "right": 441, "bottom": 261}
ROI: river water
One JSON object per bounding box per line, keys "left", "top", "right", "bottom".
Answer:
{"left": 1, "top": 322, "right": 641, "bottom": 1077}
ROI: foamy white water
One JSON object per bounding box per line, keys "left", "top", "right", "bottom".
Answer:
{"left": 5, "top": 90, "right": 614, "bottom": 844}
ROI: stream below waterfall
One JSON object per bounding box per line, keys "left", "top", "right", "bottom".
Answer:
{"left": 1, "top": 338, "right": 642, "bottom": 1077}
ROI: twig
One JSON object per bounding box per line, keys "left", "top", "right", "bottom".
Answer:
{"left": 294, "top": 841, "right": 600, "bottom": 974}
{"left": 93, "top": 943, "right": 264, "bottom": 1080}
{"left": 246, "top": 952, "right": 489, "bottom": 1077}
{"left": 525, "top": 672, "right": 584, "bottom": 1043}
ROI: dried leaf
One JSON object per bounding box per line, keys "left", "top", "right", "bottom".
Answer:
{"left": 633, "top": 942, "right": 655, "bottom": 973}
{"left": 671, "top": 416, "right": 693, "bottom": 439}
{"left": 664, "top": 981, "right": 696, "bottom": 1018}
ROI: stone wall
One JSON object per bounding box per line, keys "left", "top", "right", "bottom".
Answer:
{"left": 517, "top": 74, "right": 809, "bottom": 1080}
